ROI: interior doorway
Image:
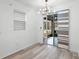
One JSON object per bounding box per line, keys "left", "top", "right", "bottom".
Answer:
{"left": 43, "top": 14, "right": 58, "bottom": 46}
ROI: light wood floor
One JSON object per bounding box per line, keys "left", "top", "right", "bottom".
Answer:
{"left": 3, "top": 44, "right": 78, "bottom": 59}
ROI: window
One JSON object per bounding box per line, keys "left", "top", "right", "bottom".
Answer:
{"left": 44, "top": 22, "right": 46, "bottom": 30}
{"left": 14, "top": 10, "right": 26, "bottom": 30}
{"left": 43, "top": 20, "right": 51, "bottom": 30}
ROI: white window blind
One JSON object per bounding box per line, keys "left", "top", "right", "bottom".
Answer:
{"left": 14, "top": 10, "right": 26, "bottom": 30}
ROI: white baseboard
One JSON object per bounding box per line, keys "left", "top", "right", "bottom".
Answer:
{"left": 78, "top": 52, "right": 79, "bottom": 58}
{"left": 2, "top": 42, "right": 41, "bottom": 59}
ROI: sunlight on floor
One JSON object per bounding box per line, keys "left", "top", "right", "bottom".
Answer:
{"left": 47, "top": 37, "right": 53, "bottom": 45}
{"left": 47, "top": 37, "right": 58, "bottom": 46}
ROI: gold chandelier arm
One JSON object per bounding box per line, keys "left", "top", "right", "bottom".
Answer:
{"left": 45, "top": 0, "right": 48, "bottom": 39}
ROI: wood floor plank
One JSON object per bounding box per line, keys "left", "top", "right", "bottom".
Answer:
{"left": 3, "top": 45, "right": 78, "bottom": 59}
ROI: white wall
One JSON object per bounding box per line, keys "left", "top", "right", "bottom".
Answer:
{"left": 36, "top": 13, "right": 43, "bottom": 44}
{"left": 54, "top": 0, "right": 79, "bottom": 53}
{"left": 0, "top": 0, "right": 40, "bottom": 58}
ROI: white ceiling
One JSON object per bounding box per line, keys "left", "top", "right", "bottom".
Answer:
{"left": 15, "top": 0, "right": 74, "bottom": 9}
{"left": 20, "top": 0, "right": 56, "bottom": 7}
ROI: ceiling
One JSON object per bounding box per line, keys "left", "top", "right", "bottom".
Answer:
{"left": 15, "top": 0, "right": 74, "bottom": 9}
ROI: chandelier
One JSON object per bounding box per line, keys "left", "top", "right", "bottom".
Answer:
{"left": 41, "top": 0, "right": 49, "bottom": 39}
{"left": 40, "top": 0, "right": 49, "bottom": 15}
